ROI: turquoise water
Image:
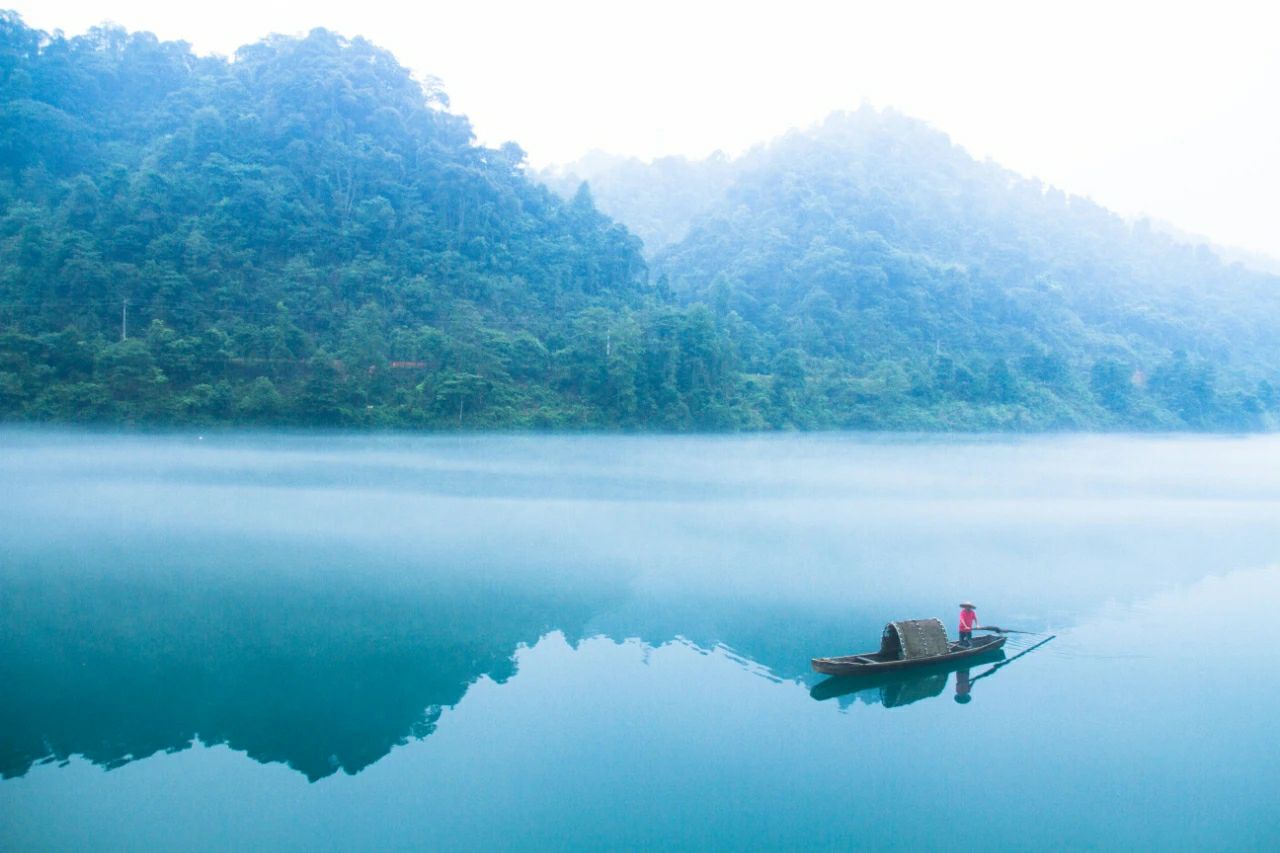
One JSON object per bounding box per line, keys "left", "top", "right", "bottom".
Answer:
{"left": 2, "top": 431, "right": 1279, "bottom": 850}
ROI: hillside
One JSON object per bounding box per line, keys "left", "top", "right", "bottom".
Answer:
{"left": 557, "top": 110, "right": 1280, "bottom": 429}
{"left": 0, "top": 15, "right": 738, "bottom": 428}
{"left": 3, "top": 14, "right": 1278, "bottom": 431}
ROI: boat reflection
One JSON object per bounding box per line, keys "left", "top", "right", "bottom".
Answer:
{"left": 810, "top": 634, "right": 1056, "bottom": 709}
{"left": 809, "top": 645, "right": 1007, "bottom": 709}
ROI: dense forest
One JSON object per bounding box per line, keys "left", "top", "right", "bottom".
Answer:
{"left": 553, "top": 111, "right": 1280, "bottom": 429}
{"left": 3, "top": 14, "right": 1279, "bottom": 430}
{"left": 0, "top": 14, "right": 738, "bottom": 429}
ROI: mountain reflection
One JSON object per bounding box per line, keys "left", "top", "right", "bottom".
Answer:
{"left": 6, "top": 432, "right": 1273, "bottom": 787}
{"left": 2, "top": 562, "right": 941, "bottom": 782}
{"left": 2, "top": 550, "right": 1070, "bottom": 782}
{"left": 0, "top": 567, "right": 624, "bottom": 782}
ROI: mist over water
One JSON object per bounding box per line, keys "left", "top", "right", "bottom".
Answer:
{"left": 2, "top": 430, "right": 1279, "bottom": 849}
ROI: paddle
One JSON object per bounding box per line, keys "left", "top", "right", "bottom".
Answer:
{"left": 975, "top": 625, "right": 1040, "bottom": 635}
{"left": 968, "top": 634, "right": 1056, "bottom": 685}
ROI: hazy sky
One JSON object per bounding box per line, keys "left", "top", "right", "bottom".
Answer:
{"left": 12, "top": 1, "right": 1280, "bottom": 256}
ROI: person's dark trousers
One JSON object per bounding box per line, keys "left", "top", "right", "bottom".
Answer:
{"left": 959, "top": 630, "right": 972, "bottom": 647}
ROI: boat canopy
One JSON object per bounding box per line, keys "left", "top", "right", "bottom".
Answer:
{"left": 880, "top": 618, "right": 949, "bottom": 660}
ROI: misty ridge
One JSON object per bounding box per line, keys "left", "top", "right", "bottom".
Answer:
{"left": 3, "top": 13, "right": 1280, "bottom": 431}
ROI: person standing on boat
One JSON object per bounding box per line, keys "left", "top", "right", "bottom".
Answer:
{"left": 958, "top": 601, "right": 978, "bottom": 647}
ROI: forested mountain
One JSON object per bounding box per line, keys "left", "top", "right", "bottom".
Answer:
{"left": 553, "top": 110, "right": 1280, "bottom": 429}
{"left": 0, "top": 14, "right": 739, "bottom": 428}
{"left": 2, "top": 13, "right": 1277, "bottom": 431}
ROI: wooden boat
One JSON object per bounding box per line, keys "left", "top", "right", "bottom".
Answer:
{"left": 809, "top": 644, "right": 1007, "bottom": 703}
{"left": 811, "top": 618, "right": 1007, "bottom": 676}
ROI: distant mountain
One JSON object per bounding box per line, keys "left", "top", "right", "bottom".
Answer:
{"left": 1140, "top": 217, "right": 1280, "bottom": 277}
{"left": 538, "top": 151, "right": 738, "bottom": 256}
{"left": 553, "top": 109, "right": 1280, "bottom": 429}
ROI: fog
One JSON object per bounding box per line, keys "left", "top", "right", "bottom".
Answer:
{"left": 14, "top": 0, "right": 1280, "bottom": 257}
{"left": 5, "top": 430, "right": 1279, "bottom": 630}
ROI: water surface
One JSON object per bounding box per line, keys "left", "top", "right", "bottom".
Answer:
{"left": 2, "top": 431, "right": 1278, "bottom": 850}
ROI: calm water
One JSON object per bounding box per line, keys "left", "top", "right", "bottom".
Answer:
{"left": 2, "top": 430, "right": 1279, "bottom": 850}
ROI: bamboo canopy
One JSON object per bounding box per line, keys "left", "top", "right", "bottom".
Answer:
{"left": 879, "top": 618, "right": 950, "bottom": 660}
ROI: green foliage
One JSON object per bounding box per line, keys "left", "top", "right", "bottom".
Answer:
{"left": 642, "top": 109, "right": 1280, "bottom": 430}
{"left": 0, "top": 15, "right": 743, "bottom": 430}
{"left": 2, "top": 15, "right": 1277, "bottom": 432}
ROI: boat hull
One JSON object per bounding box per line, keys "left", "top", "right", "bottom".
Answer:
{"left": 811, "top": 635, "right": 1007, "bottom": 676}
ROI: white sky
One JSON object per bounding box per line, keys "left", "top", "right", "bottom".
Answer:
{"left": 11, "top": 0, "right": 1280, "bottom": 257}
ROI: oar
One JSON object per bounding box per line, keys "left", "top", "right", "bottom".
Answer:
{"left": 968, "top": 634, "right": 1056, "bottom": 684}
{"left": 976, "top": 625, "right": 1040, "bottom": 635}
